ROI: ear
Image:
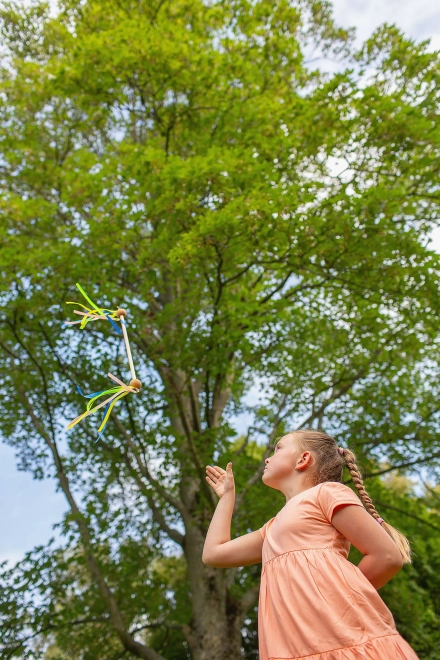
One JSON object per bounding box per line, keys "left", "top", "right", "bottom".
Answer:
{"left": 296, "top": 451, "right": 313, "bottom": 469}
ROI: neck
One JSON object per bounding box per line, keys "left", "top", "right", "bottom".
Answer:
{"left": 283, "top": 476, "right": 317, "bottom": 502}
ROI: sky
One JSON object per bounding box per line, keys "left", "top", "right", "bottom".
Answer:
{"left": 1, "top": 0, "right": 440, "bottom": 567}
{"left": 331, "top": 0, "right": 440, "bottom": 50}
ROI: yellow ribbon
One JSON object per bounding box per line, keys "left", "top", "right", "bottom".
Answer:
{"left": 65, "top": 283, "right": 121, "bottom": 330}
{"left": 67, "top": 373, "right": 140, "bottom": 433}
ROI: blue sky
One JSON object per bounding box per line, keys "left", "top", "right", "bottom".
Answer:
{"left": 2, "top": 0, "right": 440, "bottom": 567}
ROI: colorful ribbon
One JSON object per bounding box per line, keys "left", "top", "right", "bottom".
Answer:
{"left": 65, "top": 282, "right": 140, "bottom": 440}
{"left": 68, "top": 373, "right": 140, "bottom": 439}
{"left": 65, "top": 283, "right": 122, "bottom": 334}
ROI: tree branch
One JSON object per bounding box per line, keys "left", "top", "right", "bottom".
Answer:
{"left": 209, "top": 355, "right": 235, "bottom": 428}
{"left": 111, "top": 413, "right": 187, "bottom": 518}
{"left": 15, "top": 384, "right": 167, "bottom": 660}
{"left": 363, "top": 450, "right": 440, "bottom": 480}
{"left": 234, "top": 426, "right": 263, "bottom": 457}
{"left": 163, "top": 366, "right": 217, "bottom": 509}
{"left": 372, "top": 500, "right": 440, "bottom": 533}
{"left": 187, "top": 377, "right": 202, "bottom": 434}
{"left": 1, "top": 615, "right": 111, "bottom": 659}
{"left": 298, "top": 359, "right": 382, "bottom": 429}
{"left": 98, "top": 425, "right": 185, "bottom": 547}
{"left": 234, "top": 395, "right": 289, "bottom": 513}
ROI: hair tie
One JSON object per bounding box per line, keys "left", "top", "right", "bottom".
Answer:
{"left": 337, "top": 446, "right": 344, "bottom": 456}
{"left": 377, "top": 517, "right": 384, "bottom": 525}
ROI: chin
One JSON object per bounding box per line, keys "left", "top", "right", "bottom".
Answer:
{"left": 262, "top": 472, "right": 275, "bottom": 488}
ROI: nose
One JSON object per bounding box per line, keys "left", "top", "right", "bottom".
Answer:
{"left": 265, "top": 457, "right": 270, "bottom": 466}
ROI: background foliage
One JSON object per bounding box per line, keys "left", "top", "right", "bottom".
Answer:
{"left": 0, "top": 0, "right": 439, "bottom": 657}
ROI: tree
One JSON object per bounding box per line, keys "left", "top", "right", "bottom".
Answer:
{"left": 0, "top": 0, "right": 440, "bottom": 657}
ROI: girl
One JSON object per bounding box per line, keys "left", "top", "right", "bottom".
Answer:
{"left": 203, "top": 428, "right": 419, "bottom": 660}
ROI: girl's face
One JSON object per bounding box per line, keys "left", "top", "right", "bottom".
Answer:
{"left": 262, "top": 433, "right": 314, "bottom": 493}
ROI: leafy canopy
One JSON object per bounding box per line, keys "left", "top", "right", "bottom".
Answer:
{"left": 0, "top": 0, "right": 440, "bottom": 657}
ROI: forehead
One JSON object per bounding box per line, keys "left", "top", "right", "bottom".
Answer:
{"left": 276, "top": 433, "right": 297, "bottom": 447}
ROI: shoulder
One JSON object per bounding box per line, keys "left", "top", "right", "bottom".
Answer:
{"left": 317, "top": 481, "right": 364, "bottom": 522}
{"left": 318, "top": 481, "right": 356, "bottom": 496}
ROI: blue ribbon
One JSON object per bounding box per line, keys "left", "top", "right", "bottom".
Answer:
{"left": 77, "top": 386, "right": 107, "bottom": 398}
{"left": 105, "top": 313, "right": 122, "bottom": 335}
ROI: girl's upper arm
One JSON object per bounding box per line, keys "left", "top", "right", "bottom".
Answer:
{"left": 202, "top": 530, "right": 264, "bottom": 568}
{"left": 331, "top": 505, "right": 402, "bottom": 564}
{"left": 318, "top": 482, "right": 401, "bottom": 564}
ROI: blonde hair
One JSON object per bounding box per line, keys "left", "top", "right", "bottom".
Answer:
{"left": 291, "top": 428, "right": 412, "bottom": 564}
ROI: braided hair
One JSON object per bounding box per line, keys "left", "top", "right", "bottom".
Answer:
{"left": 291, "top": 428, "right": 412, "bottom": 564}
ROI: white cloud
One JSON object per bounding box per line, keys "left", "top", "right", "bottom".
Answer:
{"left": 331, "top": 0, "right": 440, "bottom": 50}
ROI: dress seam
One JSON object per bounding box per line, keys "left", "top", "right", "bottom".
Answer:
{"left": 262, "top": 546, "right": 343, "bottom": 566}
{"left": 267, "top": 632, "right": 401, "bottom": 660}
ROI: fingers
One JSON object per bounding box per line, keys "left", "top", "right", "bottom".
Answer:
{"left": 206, "top": 465, "right": 224, "bottom": 478}
{"left": 205, "top": 463, "right": 233, "bottom": 492}
{"left": 205, "top": 464, "right": 232, "bottom": 480}
{"left": 205, "top": 467, "right": 216, "bottom": 485}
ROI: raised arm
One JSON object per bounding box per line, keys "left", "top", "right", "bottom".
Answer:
{"left": 202, "top": 463, "right": 263, "bottom": 568}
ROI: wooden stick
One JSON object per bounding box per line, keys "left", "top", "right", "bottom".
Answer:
{"left": 120, "top": 318, "right": 136, "bottom": 381}
{"left": 73, "top": 310, "right": 108, "bottom": 319}
{"left": 107, "top": 372, "right": 137, "bottom": 392}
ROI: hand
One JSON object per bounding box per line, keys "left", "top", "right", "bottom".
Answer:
{"left": 205, "top": 463, "right": 235, "bottom": 499}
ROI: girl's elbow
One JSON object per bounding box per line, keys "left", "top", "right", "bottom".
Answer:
{"left": 387, "top": 551, "right": 403, "bottom": 571}
{"left": 202, "top": 549, "right": 230, "bottom": 568}
{"left": 202, "top": 550, "right": 219, "bottom": 567}
{"left": 202, "top": 556, "right": 222, "bottom": 568}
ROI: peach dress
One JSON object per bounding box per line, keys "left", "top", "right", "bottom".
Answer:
{"left": 258, "top": 482, "right": 419, "bottom": 660}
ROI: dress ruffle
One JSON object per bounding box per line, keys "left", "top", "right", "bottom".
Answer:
{"left": 269, "top": 632, "right": 419, "bottom": 659}
{"left": 259, "top": 547, "right": 401, "bottom": 659}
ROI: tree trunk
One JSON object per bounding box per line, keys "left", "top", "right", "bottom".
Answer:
{"left": 183, "top": 526, "right": 245, "bottom": 660}
{"left": 165, "top": 370, "right": 250, "bottom": 659}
